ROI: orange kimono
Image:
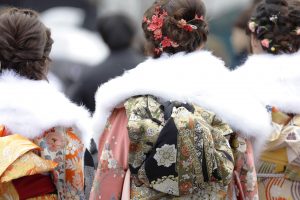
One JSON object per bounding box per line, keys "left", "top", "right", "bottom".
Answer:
{"left": 0, "top": 125, "right": 85, "bottom": 200}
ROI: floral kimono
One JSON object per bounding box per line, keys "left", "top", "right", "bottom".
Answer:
{"left": 230, "top": 51, "right": 300, "bottom": 199}
{"left": 89, "top": 50, "right": 268, "bottom": 200}
{"left": 91, "top": 95, "right": 235, "bottom": 199}
{"left": 0, "top": 70, "right": 93, "bottom": 199}
{"left": 256, "top": 107, "right": 300, "bottom": 200}
{"left": 0, "top": 126, "right": 84, "bottom": 200}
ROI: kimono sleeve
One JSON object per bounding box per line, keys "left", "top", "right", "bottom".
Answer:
{"left": 34, "top": 127, "right": 85, "bottom": 200}
{"left": 90, "top": 107, "right": 130, "bottom": 200}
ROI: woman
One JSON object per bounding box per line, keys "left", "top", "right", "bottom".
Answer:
{"left": 232, "top": 0, "right": 300, "bottom": 199}
{"left": 89, "top": 0, "right": 273, "bottom": 199}
{"left": 0, "top": 8, "right": 92, "bottom": 199}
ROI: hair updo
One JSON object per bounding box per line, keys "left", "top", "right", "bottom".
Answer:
{"left": 142, "top": 0, "right": 208, "bottom": 58}
{"left": 247, "top": 0, "right": 300, "bottom": 54}
{"left": 0, "top": 8, "right": 53, "bottom": 80}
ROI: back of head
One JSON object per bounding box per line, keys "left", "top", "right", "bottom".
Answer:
{"left": 235, "top": 0, "right": 263, "bottom": 30}
{"left": 0, "top": 8, "right": 53, "bottom": 80}
{"left": 142, "top": 0, "right": 208, "bottom": 58}
{"left": 97, "top": 14, "right": 136, "bottom": 51}
{"left": 247, "top": 0, "right": 300, "bottom": 54}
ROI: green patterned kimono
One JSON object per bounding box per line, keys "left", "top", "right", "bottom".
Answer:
{"left": 125, "top": 95, "right": 234, "bottom": 199}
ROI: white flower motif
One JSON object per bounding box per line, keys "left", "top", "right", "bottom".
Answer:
{"left": 108, "top": 158, "right": 118, "bottom": 169}
{"left": 154, "top": 144, "right": 177, "bottom": 167}
{"left": 246, "top": 170, "right": 257, "bottom": 191}
{"left": 182, "top": 160, "right": 190, "bottom": 168}
{"left": 152, "top": 177, "right": 179, "bottom": 196}
{"left": 101, "top": 149, "right": 112, "bottom": 161}
{"left": 65, "top": 190, "right": 80, "bottom": 200}
{"left": 67, "top": 136, "right": 82, "bottom": 154}
{"left": 66, "top": 142, "right": 77, "bottom": 155}
{"left": 182, "top": 174, "right": 190, "bottom": 180}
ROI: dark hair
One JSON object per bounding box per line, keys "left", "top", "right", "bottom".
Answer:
{"left": 0, "top": 8, "right": 53, "bottom": 80}
{"left": 142, "top": 0, "right": 208, "bottom": 58}
{"left": 97, "top": 14, "right": 136, "bottom": 51}
{"left": 235, "top": 0, "right": 262, "bottom": 30}
{"left": 247, "top": 0, "right": 300, "bottom": 54}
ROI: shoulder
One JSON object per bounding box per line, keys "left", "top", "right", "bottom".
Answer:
{"left": 0, "top": 70, "right": 93, "bottom": 146}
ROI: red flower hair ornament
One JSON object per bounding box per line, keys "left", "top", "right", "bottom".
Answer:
{"left": 143, "top": 6, "right": 204, "bottom": 55}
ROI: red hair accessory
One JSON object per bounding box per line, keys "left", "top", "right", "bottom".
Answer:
{"left": 177, "top": 14, "right": 204, "bottom": 32}
{"left": 195, "top": 14, "right": 204, "bottom": 21}
{"left": 143, "top": 6, "right": 179, "bottom": 55}
{"left": 143, "top": 6, "right": 167, "bottom": 40}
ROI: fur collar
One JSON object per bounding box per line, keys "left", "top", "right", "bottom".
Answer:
{"left": 232, "top": 51, "right": 300, "bottom": 114}
{"left": 92, "top": 50, "right": 273, "bottom": 150}
{"left": 230, "top": 51, "right": 300, "bottom": 154}
{"left": 0, "top": 70, "right": 93, "bottom": 146}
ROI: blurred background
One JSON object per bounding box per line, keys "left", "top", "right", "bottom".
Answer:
{"left": 0, "top": 0, "right": 258, "bottom": 109}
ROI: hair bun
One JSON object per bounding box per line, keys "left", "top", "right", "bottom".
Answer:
{"left": 249, "top": 0, "right": 299, "bottom": 54}
{"left": 142, "top": 0, "right": 207, "bottom": 57}
{"left": 0, "top": 8, "right": 53, "bottom": 80}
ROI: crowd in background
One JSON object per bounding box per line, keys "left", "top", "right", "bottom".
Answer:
{"left": 0, "top": 0, "right": 257, "bottom": 105}
{"left": 0, "top": 0, "right": 299, "bottom": 199}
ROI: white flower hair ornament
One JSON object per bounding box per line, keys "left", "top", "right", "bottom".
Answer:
{"left": 248, "top": 21, "right": 257, "bottom": 33}
{"left": 269, "top": 14, "right": 278, "bottom": 23}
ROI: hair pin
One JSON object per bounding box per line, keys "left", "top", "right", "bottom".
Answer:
{"left": 248, "top": 21, "right": 256, "bottom": 33}
{"left": 269, "top": 14, "right": 278, "bottom": 23}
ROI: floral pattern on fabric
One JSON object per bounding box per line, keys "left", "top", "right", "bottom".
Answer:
{"left": 227, "top": 133, "right": 259, "bottom": 200}
{"left": 0, "top": 134, "right": 41, "bottom": 178}
{"left": 90, "top": 96, "right": 238, "bottom": 200}
{"left": 90, "top": 108, "right": 130, "bottom": 200}
{"left": 257, "top": 107, "right": 300, "bottom": 200}
{"left": 34, "top": 127, "right": 85, "bottom": 200}
{"left": 1, "top": 151, "right": 57, "bottom": 183}
{"left": 125, "top": 96, "right": 234, "bottom": 198}
{"left": 154, "top": 144, "right": 177, "bottom": 167}
{"left": 0, "top": 133, "right": 58, "bottom": 199}
{"left": 0, "top": 134, "right": 56, "bottom": 183}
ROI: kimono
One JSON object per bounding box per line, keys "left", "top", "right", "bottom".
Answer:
{"left": 256, "top": 108, "right": 300, "bottom": 200}
{"left": 0, "top": 70, "right": 93, "bottom": 200}
{"left": 89, "top": 50, "right": 271, "bottom": 199}
{"left": 231, "top": 51, "right": 300, "bottom": 200}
